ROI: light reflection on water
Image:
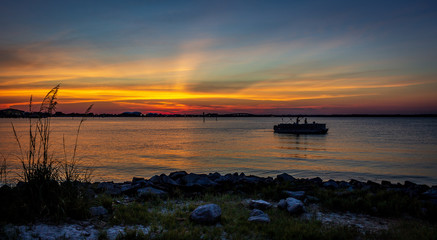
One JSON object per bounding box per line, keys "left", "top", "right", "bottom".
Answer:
{"left": 1, "top": 117, "right": 437, "bottom": 185}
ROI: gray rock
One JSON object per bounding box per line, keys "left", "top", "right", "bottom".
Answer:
{"left": 381, "top": 180, "right": 392, "bottom": 186}
{"left": 133, "top": 179, "right": 149, "bottom": 187}
{"left": 132, "top": 177, "right": 145, "bottom": 183}
{"left": 190, "top": 204, "right": 222, "bottom": 224}
{"left": 276, "top": 173, "right": 295, "bottom": 182}
{"left": 151, "top": 174, "right": 179, "bottom": 186}
{"left": 349, "top": 179, "right": 364, "bottom": 189}
{"left": 404, "top": 181, "right": 417, "bottom": 188}
{"left": 338, "top": 181, "right": 351, "bottom": 188}
{"left": 6, "top": 224, "right": 99, "bottom": 240}
{"left": 161, "top": 174, "right": 179, "bottom": 185}
{"left": 106, "top": 225, "right": 150, "bottom": 240}
{"left": 367, "top": 180, "right": 381, "bottom": 189}
{"left": 248, "top": 209, "right": 270, "bottom": 223}
{"left": 106, "top": 188, "right": 122, "bottom": 195}
{"left": 120, "top": 184, "right": 137, "bottom": 194}
{"left": 249, "top": 199, "right": 272, "bottom": 210}
{"left": 323, "top": 179, "right": 339, "bottom": 189}
{"left": 283, "top": 190, "right": 305, "bottom": 199}
{"left": 208, "top": 172, "right": 222, "bottom": 181}
{"left": 278, "top": 199, "right": 287, "bottom": 209}
{"left": 150, "top": 175, "right": 161, "bottom": 183}
{"left": 90, "top": 206, "right": 108, "bottom": 216}
{"left": 423, "top": 188, "right": 437, "bottom": 199}
{"left": 242, "top": 176, "right": 264, "bottom": 184}
{"left": 278, "top": 197, "right": 304, "bottom": 214}
{"left": 310, "top": 177, "right": 323, "bottom": 184}
{"left": 137, "top": 187, "right": 168, "bottom": 197}
{"left": 215, "top": 174, "right": 237, "bottom": 184}
{"left": 182, "top": 173, "right": 218, "bottom": 187}
{"left": 97, "top": 181, "right": 115, "bottom": 190}
{"left": 169, "top": 171, "right": 188, "bottom": 180}
{"left": 250, "top": 209, "right": 265, "bottom": 216}
{"left": 97, "top": 182, "right": 121, "bottom": 195}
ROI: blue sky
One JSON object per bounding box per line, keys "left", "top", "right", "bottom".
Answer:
{"left": 1, "top": 0, "right": 436, "bottom": 114}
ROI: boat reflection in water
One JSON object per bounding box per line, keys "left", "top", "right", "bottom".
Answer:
{"left": 274, "top": 117, "right": 328, "bottom": 134}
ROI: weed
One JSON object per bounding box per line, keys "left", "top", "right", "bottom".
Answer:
{"left": 62, "top": 104, "right": 94, "bottom": 182}
{"left": 0, "top": 154, "right": 7, "bottom": 185}
{"left": 3, "top": 85, "right": 94, "bottom": 222}
{"left": 12, "top": 85, "right": 60, "bottom": 183}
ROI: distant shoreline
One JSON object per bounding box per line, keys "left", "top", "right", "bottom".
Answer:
{"left": 1, "top": 113, "right": 437, "bottom": 118}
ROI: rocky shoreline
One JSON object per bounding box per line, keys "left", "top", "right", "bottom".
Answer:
{"left": 91, "top": 171, "right": 437, "bottom": 200}
{"left": 2, "top": 172, "right": 437, "bottom": 239}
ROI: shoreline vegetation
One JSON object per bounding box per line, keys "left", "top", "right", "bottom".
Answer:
{"left": 1, "top": 171, "right": 437, "bottom": 239}
{"left": 1, "top": 86, "right": 436, "bottom": 239}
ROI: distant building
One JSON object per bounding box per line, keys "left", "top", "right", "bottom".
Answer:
{"left": 0, "top": 108, "right": 25, "bottom": 118}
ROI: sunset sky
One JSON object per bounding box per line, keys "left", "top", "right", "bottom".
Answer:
{"left": 1, "top": 0, "right": 437, "bottom": 114}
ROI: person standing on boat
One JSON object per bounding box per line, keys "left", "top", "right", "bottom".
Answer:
{"left": 304, "top": 118, "right": 308, "bottom": 124}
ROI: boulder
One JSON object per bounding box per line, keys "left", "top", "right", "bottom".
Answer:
{"left": 323, "top": 180, "right": 339, "bottom": 189}
{"left": 169, "top": 171, "right": 188, "bottom": 180}
{"left": 248, "top": 209, "right": 270, "bottom": 223}
{"left": 150, "top": 174, "right": 180, "bottom": 186}
{"left": 190, "top": 204, "right": 222, "bottom": 224}
{"left": 159, "top": 174, "right": 179, "bottom": 186}
{"left": 278, "top": 199, "right": 287, "bottom": 209}
{"left": 182, "top": 173, "right": 218, "bottom": 187}
{"left": 149, "top": 175, "right": 161, "bottom": 183}
{"left": 97, "top": 182, "right": 115, "bottom": 190}
{"left": 137, "top": 187, "right": 168, "bottom": 197}
{"left": 309, "top": 177, "right": 323, "bottom": 184}
{"left": 97, "top": 182, "right": 121, "bottom": 195}
{"left": 404, "top": 181, "right": 417, "bottom": 188}
{"left": 366, "top": 180, "right": 381, "bottom": 190}
{"left": 338, "top": 181, "right": 351, "bottom": 189}
{"left": 242, "top": 175, "right": 265, "bottom": 184}
{"left": 120, "top": 184, "right": 139, "bottom": 195}
{"left": 278, "top": 197, "right": 304, "bottom": 214}
{"left": 89, "top": 206, "right": 108, "bottom": 216}
{"left": 276, "top": 173, "right": 295, "bottom": 182}
{"left": 215, "top": 174, "right": 238, "bottom": 184}
{"left": 249, "top": 199, "right": 272, "bottom": 210}
{"left": 132, "top": 177, "right": 145, "bottom": 183}
{"left": 283, "top": 190, "right": 305, "bottom": 200}
{"left": 208, "top": 172, "right": 222, "bottom": 181}
{"left": 349, "top": 179, "right": 364, "bottom": 189}
{"left": 381, "top": 180, "right": 392, "bottom": 187}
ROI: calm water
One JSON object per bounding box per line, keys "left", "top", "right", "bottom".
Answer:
{"left": 1, "top": 117, "right": 437, "bottom": 185}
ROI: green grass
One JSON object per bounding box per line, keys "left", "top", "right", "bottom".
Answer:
{"left": 106, "top": 189, "right": 437, "bottom": 240}
{"left": 313, "top": 187, "right": 437, "bottom": 221}
{"left": 3, "top": 181, "right": 437, "bottom": 239}
{"left": 109, "top": 193, "right": 363, "bottom": 240}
